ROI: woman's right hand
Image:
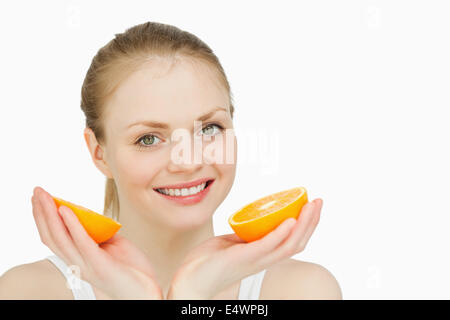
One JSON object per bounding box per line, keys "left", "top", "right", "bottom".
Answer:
{"left": 31, "top": 186, "right": 163, "bottom": 300}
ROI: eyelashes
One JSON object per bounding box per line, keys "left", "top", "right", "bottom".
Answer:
{"left": 134, "top": 122, "right": 225, "bottom": 151}
{"left": 136, "top": 134, "right": 162, "bottom": 151}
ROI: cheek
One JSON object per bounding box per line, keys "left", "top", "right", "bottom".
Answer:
{"left": 204, "top": 131, "right": 237, "bottom": 166}
{"left": 215, "top": 134, "right": 237, "bottom": 179}
{"left": 211, "top": 162, "right": 236, "bottom": 210}
{"left": 115, "top": 151, "right": 161, "bottom": 187}
{"left": 215, "top": 137, "right": 237, "bottom": 185}
{"left": 217, "top": 164, "right": 236, "bottom": 191}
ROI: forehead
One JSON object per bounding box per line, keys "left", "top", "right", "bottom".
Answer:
{"left": 104, "top": 57, "right": 229, "bottom": 131}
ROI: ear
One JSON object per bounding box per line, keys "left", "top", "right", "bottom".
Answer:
{"left": 83, "top": 127, "right": 113, "bottom": 179}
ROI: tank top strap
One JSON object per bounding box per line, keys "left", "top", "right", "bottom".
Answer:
{"left": 46, "top": 255, "right": 96, "bottom": 300}
{"left": 238, "top": 269, "right": 267, "bottom": 300}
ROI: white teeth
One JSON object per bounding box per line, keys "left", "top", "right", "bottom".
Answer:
{"left": 156, "top": 181, "right": 209, "bottom": 197}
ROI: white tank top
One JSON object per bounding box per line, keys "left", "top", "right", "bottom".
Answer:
{"left": 46, "top": 255, "right": 267, "bottom": 300}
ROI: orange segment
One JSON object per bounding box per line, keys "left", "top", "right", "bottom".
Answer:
{"left": 52, "top": 196, "right": 122, "bottom": 244}
{"left": 228, "top": 187, "right": 308, "bottom": 242}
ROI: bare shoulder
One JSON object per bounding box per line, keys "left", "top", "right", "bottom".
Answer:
{"left": 259, "top": 258, "right": 343, "bottom": 300}
{"left": 0, "top": 259, "right": 74, "bottom": 300}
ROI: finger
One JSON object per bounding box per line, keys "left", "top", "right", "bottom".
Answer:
{"left": 32, "top": 190, "right": 69, "bottom": 262}
{"left": 31, "top": 194, "right": 59, "bottom": 254}
{"left": 58, "top": 204, "right": 107, "bottom": 266}
{"left": 32, "top": 192, "right": 51, "bottom": 244}
{"left": 280, "top": 200, "right": 319, "bottom": 253}
{"left": 36, "top": 188, "right": 85, "bottom": 269}
{"left": 244, "top": 214, "right": 297, "bottom": 259}
{"left": 218, "top": 233, "right": 247, "bottom": 244}
{"left": 260, "top": 201, "right": 317, "bottom": 264}
{"left": 295, "top": 199, "right": 322, "bottom": 251}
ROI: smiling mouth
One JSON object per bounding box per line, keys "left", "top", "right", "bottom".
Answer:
{"left": 153, "top": 179, "right": 214, "bottom": 197}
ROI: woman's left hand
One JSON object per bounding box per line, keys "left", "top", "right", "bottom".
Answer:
{"left": 167, "top": 198, "right": 323, "bottom": 300}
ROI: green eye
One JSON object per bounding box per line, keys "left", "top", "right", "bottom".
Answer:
{"left": 202, "top": 123, "right": 223, "bottom": 136}
{"left": 136, "top": 134, "right": 162, "bottom": 150}
{"left": 142, "top": 135, "right": 156, "bottom": 145}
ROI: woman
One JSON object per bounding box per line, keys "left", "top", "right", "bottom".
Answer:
{"left": 0, "top": 21, "right": 342, "bottom": 300}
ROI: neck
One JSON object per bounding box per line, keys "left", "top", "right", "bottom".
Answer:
{"left": 116, "top": 205, "right": 215, "bottom": 298}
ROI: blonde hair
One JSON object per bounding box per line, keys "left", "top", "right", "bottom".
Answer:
{"left": 80, "top": 21, "right": 235, "bottom": 221}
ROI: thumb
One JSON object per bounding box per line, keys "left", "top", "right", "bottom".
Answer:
{"left": 246, "top": 217, "right": 297, "bottom": 256}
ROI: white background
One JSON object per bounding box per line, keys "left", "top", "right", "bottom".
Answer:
{"left": 1, "top": 0, "right": 449, "bottom": 299}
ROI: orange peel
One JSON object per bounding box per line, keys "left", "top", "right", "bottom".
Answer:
{"left": 52, "top": 196, "right": 121, "bottom": 244}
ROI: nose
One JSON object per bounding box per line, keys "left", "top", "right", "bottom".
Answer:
{"left": 167, "top": 133, "right": 204, "bottom": 173}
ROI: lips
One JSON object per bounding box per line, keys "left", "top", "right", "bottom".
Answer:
{"left": 153, "top": 177, "right": 214, "bottom": 190}
{"left": 153, "top": 178, "right": 215, "bottom": 205}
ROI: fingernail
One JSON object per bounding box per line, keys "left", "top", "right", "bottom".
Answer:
{"left": 320, "top": 199, "right": 324, "bottom": 208}
{"left": 287, "top": 218, "right": 296, "bottom": 228}
{"left": 284, "top": 218, "right": 295, "bottom": 226}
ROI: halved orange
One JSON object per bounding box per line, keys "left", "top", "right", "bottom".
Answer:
{"left": 228, "top": 187, "right": 308, "bottom": 242}
{"left": 52, "top": 197, "right": 122, "bottom": 244}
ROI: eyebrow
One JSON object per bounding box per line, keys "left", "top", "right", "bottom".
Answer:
{"left": 126, "top": 106, "right": 229, "bottom": 130}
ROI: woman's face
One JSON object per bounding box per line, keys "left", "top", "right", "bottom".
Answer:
{"left": 100, "top": 57, "right": 237, "bottom": 229}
